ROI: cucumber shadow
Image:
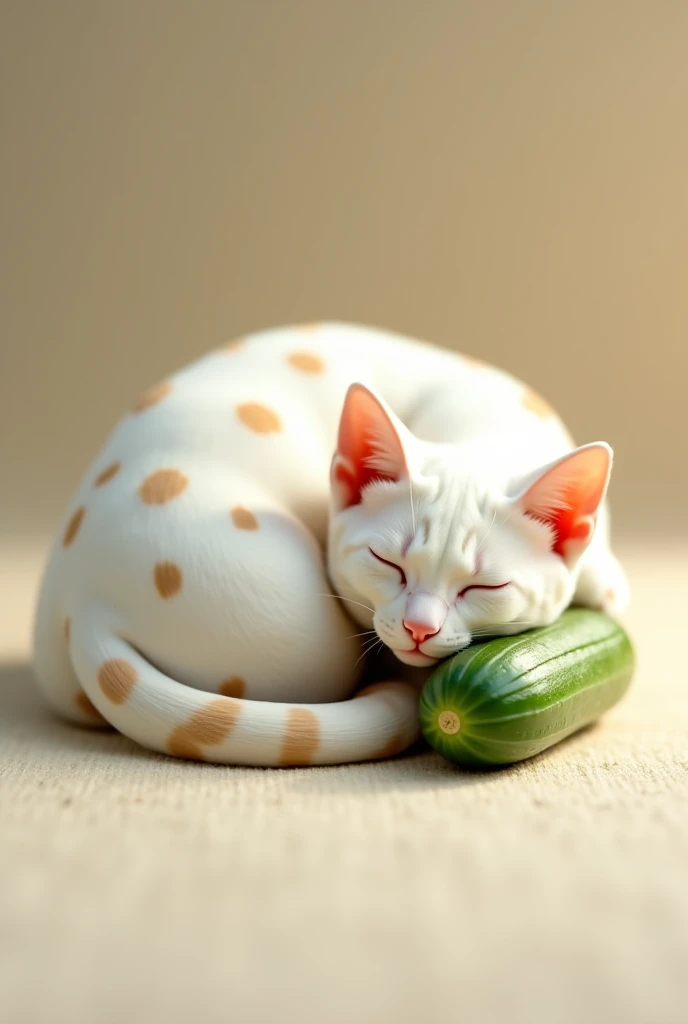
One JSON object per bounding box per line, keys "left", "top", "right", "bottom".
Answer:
{"left": 281, "top": 722, "right": 602, "bottom": 794}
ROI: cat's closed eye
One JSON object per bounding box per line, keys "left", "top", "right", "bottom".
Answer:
{"left": 457, "top": 581, "right": 511, "bottom": 600}
{"left": 368, "top": 548, "right": 407, "bottom": 586}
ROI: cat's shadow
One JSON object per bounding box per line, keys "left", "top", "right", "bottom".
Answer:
{"left": 0, "top": 660, "right": 168, "bottom": 766}
{"left": 0, "top": 661, "right": 596, "bottom": 793}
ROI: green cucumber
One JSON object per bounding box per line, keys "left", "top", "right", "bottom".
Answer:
{"left": 419, "top": 609, "right": 634, "bottom": 768}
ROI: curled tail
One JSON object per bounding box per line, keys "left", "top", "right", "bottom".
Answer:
{"left": 66, "top": 605, "right": 420, "bottom": 766}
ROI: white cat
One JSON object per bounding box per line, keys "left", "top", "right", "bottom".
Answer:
{"left": 32, "top": 322, "right": 628, "bottom": 766}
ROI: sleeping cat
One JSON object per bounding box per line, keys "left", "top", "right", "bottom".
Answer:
{"left": 32, "top": 322, "right": 628, "bottom": 766}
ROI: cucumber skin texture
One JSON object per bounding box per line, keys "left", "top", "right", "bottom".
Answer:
{"left": 419, "top": 609, "right": 635, "bottom": 768}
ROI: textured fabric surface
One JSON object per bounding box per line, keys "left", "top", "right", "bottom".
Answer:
{"left": 1, "top": 542, "right": 687, "bottom": 1024}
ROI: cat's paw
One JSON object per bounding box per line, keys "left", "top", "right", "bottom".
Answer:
{"left": 574, "top": 552, "right": 630, "bottom": 618}
{"left": 599, "top": 576, "right": 630, "bottom": 617}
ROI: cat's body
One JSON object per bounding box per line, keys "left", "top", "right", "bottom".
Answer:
{"left": 33, "top": 322, "right": 628, "bottom": 765}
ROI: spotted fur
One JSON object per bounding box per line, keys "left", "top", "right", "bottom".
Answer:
{"left": 32, "top": 322, "right": 627, "bottom": 765}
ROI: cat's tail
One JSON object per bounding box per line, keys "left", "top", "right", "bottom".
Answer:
{"left": 67, "top": 604, "right": 421, "bottom": 766}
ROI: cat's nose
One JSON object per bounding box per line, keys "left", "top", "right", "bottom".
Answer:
{"left": 403, "top": 592, "right": 447, "bottom": 644}
{"left": 403, "top": 619, "right": 440, "bottom": 644}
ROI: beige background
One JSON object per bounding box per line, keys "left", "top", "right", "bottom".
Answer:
{"left": 2, "top": 5, "right": 688, "bottom": 1023}
{"left": 2, "top": 0, "right": 688, "bottom": 540}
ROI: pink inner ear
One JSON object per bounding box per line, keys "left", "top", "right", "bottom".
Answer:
{"left": 333, "top": 385, "right": 407, "bottom": 509}
{"left": 537, "top": 501, "right": 595, "bottom": 558}
{"left": 518, "top": 445, "right": 611, "bottom": 558}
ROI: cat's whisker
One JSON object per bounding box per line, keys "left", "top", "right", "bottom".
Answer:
{"left": 496, "top": 506, "right": 518, "bottom": 532}
{"left": 475, "top": 508, "right": 498, "bottom": 555}
{"left": 354, "top": 634, "right": 384, "bottom": 670}
{"left": 345, "top": 629, "right": 378, "bottom": 641}
{"left": 469, "top": 619, "right": 534, "bottom": 631}
{"left": 467, "top": 620, "right": 536, "bottom": 638}
{"left": 318, "top": 592, "right": 375, "bottom": 615}
{"left": 476, "top": 504, "right": 519, "bottom": 557}
{"left": 363, "top": 633, "right": 384, "bottom": 651}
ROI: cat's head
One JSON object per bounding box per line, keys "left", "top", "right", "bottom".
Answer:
{"left": 327, "top": 384, "right": 612, "bottom": 667}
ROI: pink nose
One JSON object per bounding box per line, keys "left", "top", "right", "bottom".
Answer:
{"left": 403, "top": 619, "right": 440, "bottom": 644}
{"left": 403, "top": 592, "right": 447, "bottom": 645}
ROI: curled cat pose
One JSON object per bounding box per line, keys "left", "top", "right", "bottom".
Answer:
{"left": 33, "top": 322, "right": 628, "bottom": 766}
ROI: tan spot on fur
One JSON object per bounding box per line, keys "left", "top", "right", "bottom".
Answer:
{"left": 286, "top": 351, "right": 325, "bottom": 374}
{"left": 604, "top": 588, "right": 616, "bottom": 605}
{"left": 522, "top": 387, "right": 554, "bottom": 418}
{"left": 167, "top": 698, "right": 242, "bottom": 760}
{"left": 279, "top": 707, "right": 320, "bottom": 766}
{"left": 236, "top": 402, "right": 282, "bottom": 434}
{"left": 167, "top": 736, "right": 204, "bottom": 760}
{"left": 298, "top": 322, "right": 322, "bottom": 331}
{"left": 98, "top": 658, "right": 138, "bottom": 704}
{"left": 463, "top": 354, "right": 487, "bottom": 368}
{"left": 371, "top": 733, "right": 407, "bottom": 760}
{"left": 219, "top": 676, "right": 246, "bottom": 699}
{"left": 230, "top": 506, "right": 259, "bottom": 531}
{"left": 93, "top": 461, "right": 121, "bottom": 487}
{"left": 133, "top": 380, "right": 172, "bottom": 413}
{"left": 222, "top": 338, "right": 245, "bottom": 353}
{"left": 139, "top": 468, "right": 189, "bottom": 505}
{"left": 63, "top": 507, "right": 86, "bottom": 547}
{"left": 75, "top": 690, "right": 108, "bottom": 724}
{"left": 154, "top": 561, "right": 183, "bottom": 599}
{"left": 64, "top": 617, "right": 71, "bottom": 643}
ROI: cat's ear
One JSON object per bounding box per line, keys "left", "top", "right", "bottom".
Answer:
{"left": 510, "top": 442, "right": 613, "bottom": 563}
{"left": 331, "top": 383, "right": 409, "bottom": 510}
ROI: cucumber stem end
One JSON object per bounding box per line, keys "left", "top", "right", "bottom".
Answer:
{"left": 438, "top": 710, "right": 461, "bottom": 735}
